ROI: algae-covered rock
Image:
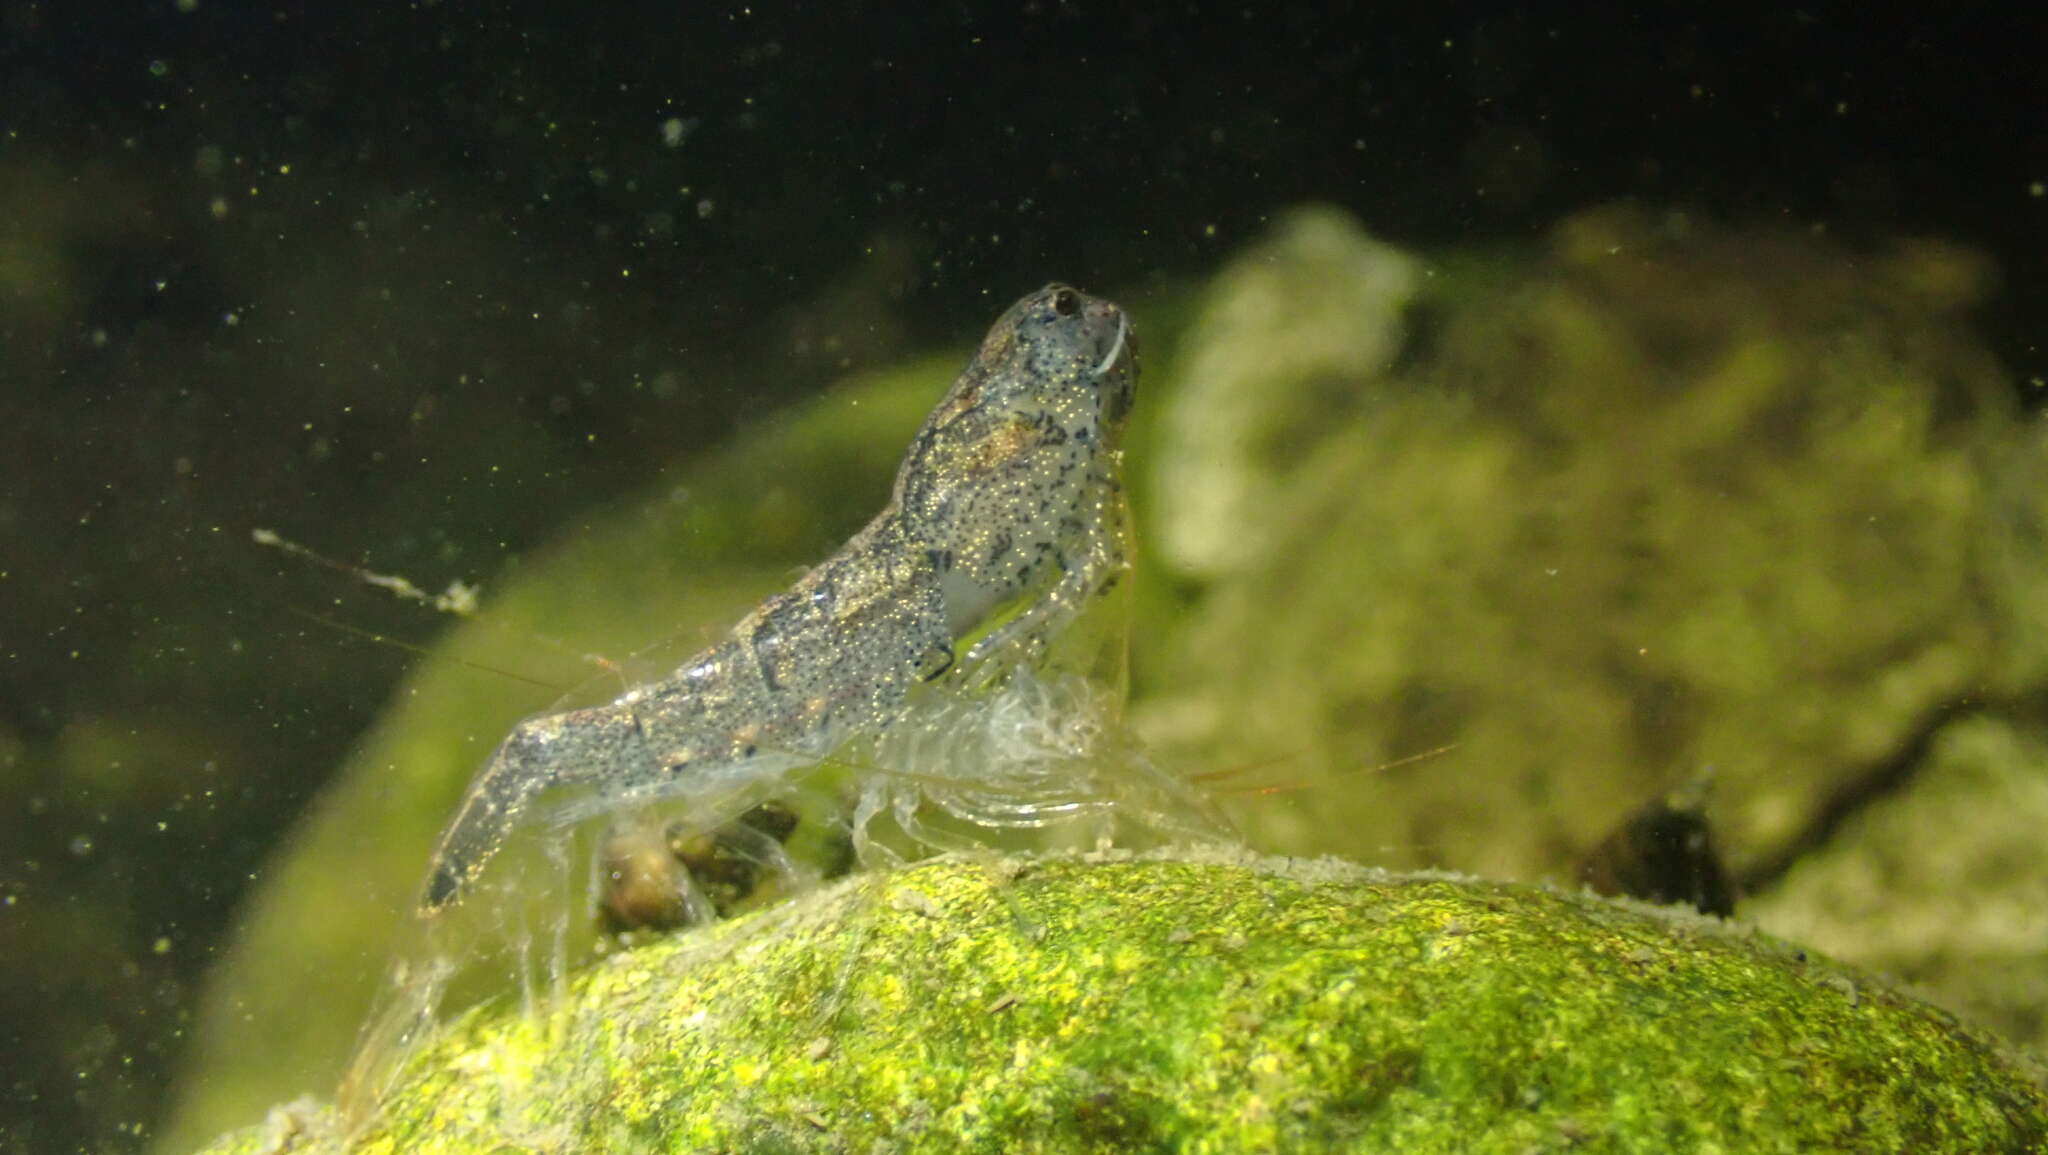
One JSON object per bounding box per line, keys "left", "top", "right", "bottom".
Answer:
{"left": 1142, "top": 203, "right": 2019, "bottom": 885}
{"left": 1151, "top": 205, "right": 1419, "bottom": 578}
{"left": 1134, "top": 205, "right": 2048, "bottom": 1057}
{"left": 1748, "top": 715, "right": 2048, "bottom": 1044}
{"left": 1740, "top": 417, "right": 2048, "bottom": 1043}
{"left": 189, "top": 853, "right": 2048, "bottom": 1154}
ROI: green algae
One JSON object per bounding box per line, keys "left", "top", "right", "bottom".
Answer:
{"left": 1130, "top": 206, "right": 2048, "bottom": 1056}
{"left": 1140, "top": 204, "right": 2021, "bottom": 888}
{"left": 1749, "top": 715, "right": 2048, "bottom": 1041}
{"left": 189, "top": 852, "right": 2048, "bottom": 1154}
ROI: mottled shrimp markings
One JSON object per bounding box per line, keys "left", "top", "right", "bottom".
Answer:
{"left": 419, "top": 283, "right": 1139, "bottom": 914}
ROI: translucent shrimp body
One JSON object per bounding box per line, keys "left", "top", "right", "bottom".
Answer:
{"left": 419, "top": 284, "right": 1145, "bottom": 915}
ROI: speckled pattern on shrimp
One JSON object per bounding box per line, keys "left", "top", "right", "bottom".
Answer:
{"left": 419, "top": 283, "right": 1138, "bottom": 914}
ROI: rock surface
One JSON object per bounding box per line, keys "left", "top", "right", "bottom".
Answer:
{"left": 190, "top": 853, "right": 2048, "bottom": 1154}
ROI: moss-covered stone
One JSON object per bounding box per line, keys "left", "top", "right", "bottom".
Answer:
{"left": 1141, "top": 204, "right": 2020, "bottom": 888}
{"left": 1131, "top": 205, "right": 2048, "bottom": 1058}
{"left": 189, "top": 853, "right": 2047, "bottom": 1154}
{"left": 1748, "top": 715, "right": 2048, "bottom": 1044}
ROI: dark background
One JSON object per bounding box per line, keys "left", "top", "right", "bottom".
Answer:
{"left": 0, "top": 3, "right": 2042, "bottom": 1151}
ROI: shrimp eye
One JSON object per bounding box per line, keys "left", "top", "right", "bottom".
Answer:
{"left": 1051, "top": 288, "right": 1079, "bottom": 316}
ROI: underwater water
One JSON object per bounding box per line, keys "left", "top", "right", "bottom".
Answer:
{"left": 2, "top": 6, "right": 2044, "bottom": 1153}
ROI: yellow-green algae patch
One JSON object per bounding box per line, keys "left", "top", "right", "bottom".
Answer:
{"left": 193, "top": 852, "right": 2046, "bottom": 1154}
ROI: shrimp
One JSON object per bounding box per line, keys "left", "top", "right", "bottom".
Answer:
{"left": 418, "top": 283, "right": 1141, "bottom": 915}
